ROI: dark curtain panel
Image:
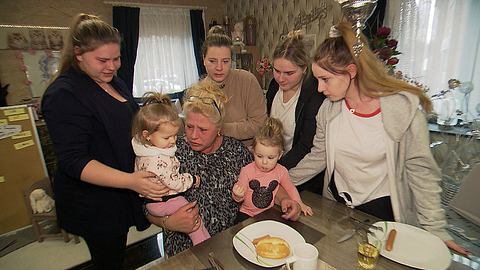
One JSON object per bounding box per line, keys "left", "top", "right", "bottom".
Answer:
{"left": 364, "top": 0, "right": 387, "bottom": 39}
{"left": 112, "top": 6, "right": 140, "bottom": 92}
{"left": 190, "top": 10, "right": 206, "bottom": 77}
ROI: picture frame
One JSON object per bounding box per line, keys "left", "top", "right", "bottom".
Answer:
{"left": 0, "top": 25, "right": 68, "bottom": 50}
{"left": 22, "top": 51, "right": 61, "bottom": 97}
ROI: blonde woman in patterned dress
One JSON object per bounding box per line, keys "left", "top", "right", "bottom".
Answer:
{"left": 147, "top": 80, "right": 302, "bottom": 256}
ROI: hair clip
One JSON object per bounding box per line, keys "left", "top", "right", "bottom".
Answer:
{"left": 329, "top": 25, "right": 341, "bottom": 38}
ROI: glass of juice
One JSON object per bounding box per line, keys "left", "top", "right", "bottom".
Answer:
{"left": 356, "top": 230, "right": 381, "bottom": 269}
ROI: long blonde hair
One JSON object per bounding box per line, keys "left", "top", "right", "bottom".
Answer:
{"left": 183, "top": 79, "right": 228, "bottom": 128}
{"left": 253, "top": 117, "right": 285, "bottom": 152}
{"left": 132, "top": 93, "right": 181, "bottom": 145}
{"left": 314, "top": 22, "right": 432, "bottom": 112}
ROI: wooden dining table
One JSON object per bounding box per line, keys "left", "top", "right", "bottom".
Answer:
{"left": 146, "top": 191, "right": 466, "bottom": 270}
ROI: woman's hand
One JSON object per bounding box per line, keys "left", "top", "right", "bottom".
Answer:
{"left": 129, "top": 171, "right": 170, "bottom": 201}
{"left": 164, "top": 201, "right": 200, "bottom": 233}
{"left": 445, "top": 240, "right": 470, "bottom": 256}
{"left": 280, "top": 198, "right": 301, "bottom": 221}
{"left": 274, "top": 186, "right": 301, "bottom": 220}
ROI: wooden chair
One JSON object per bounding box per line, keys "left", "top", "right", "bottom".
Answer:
{"left": 23, "top": 177, "right": 80, "bottom": 243}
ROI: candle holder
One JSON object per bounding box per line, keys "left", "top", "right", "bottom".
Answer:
{"left": 340, "top": 0, "right": 378, "bottom": 57}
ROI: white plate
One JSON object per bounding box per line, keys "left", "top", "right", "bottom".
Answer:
{"left": 232, "top": 220, "right": 305, "bottom": 268}
{"left": 371, "top": 221, "right": 451, "bottom": 270}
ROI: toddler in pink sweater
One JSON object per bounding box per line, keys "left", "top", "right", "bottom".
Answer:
{"left": 232, "top": 117, "right": 312, "bottom": 221}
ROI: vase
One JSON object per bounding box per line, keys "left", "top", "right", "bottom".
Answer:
{"left": 245, "top": 16, "right": 256, "bottom": 46}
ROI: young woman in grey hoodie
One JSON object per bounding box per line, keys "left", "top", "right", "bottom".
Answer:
{"left": 289, "top": 22, "right": 468, "bottom": 256}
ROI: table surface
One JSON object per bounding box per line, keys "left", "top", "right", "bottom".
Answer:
{"left": 147, "top": 191, "right": 477, "bottom": 270}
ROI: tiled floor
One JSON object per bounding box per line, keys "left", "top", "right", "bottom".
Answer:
{"left": 0, "top": 225, "right": 163, "bottom": 270}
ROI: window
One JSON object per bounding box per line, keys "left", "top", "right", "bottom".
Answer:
{"left": 133, "top": 7, "right": 199, "bottom": 97}
{"left": 386, "top": 0, "right": 480, "bottom": 120}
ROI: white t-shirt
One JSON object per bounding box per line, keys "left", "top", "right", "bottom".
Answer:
{"left": 270, "top": 86, "right": 301, "bottom": 152}
{"left": 333, "top": 100, "right": 390, "bottom": 207}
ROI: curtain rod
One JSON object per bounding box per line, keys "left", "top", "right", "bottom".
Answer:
{"left": 104, "top": 1, "right": 207, "bottom": 10}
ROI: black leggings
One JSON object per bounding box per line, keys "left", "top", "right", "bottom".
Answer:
{"left": 83, "top": 233, "right": 128, "bottom": 270}
{"left": 329, "top": 177, "right": 395, "bottom": 221}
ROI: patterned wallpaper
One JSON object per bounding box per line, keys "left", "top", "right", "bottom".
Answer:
{"left": 225, "top": 0, "right": 342, "bottom": 59}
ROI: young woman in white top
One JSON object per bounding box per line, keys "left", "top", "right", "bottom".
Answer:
{"left": 266, "top": 31, "right": 326, "bottom": 194}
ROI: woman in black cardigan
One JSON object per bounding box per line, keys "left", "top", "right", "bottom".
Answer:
{"left": 266, "top": 31, "right": 326, "bottom": 194}
{"left": 41, "top": 14, "right": 167, "bottom": 269}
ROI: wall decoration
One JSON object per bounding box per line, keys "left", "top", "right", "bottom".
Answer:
{"left": 29, "top": 29, "right": 49, "bottom": 50}
{"left": 225, "top": 0, "right": 341, "bottom": 60}
{"left": 294, "top": 3, "right": 328, "bottom": 30}
{"left": 47, "top": 29, "right": 64, "bottom": 50}
{"left": 21, "top": 51, "right": 61, "bottom": 97}
{"left": 7, "top": 32, "right": 29, "bottom": 50}
{"left": 0, "top": 25, "right": 68, "bottom": 50}
{"left": 0, "top": 25, "right": 67, "bottom": 105}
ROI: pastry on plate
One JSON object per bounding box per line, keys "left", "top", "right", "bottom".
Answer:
{"left": 253, "top": 235, "right": 290, "bottom": 259}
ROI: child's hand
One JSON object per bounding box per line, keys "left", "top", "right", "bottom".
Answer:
{"left": 232, "top": 183, "right": 245, "bottom": 202}
{"left": 300, "top": 202, "right": 313, "bottom": 216}
{"left": 194, "top": 175, "right": 201, "bottom": 188}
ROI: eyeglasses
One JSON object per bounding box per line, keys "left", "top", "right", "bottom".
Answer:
{"left": 187, "top": 96, "right": 221, "bottom": 116}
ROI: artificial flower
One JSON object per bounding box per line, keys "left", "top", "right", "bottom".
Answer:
{"left": 369, "top": 26, "right": 401, "bottom": 74}
{"left": 387, "top": 57, "right": 399, "bottom": 66}
{"left": 387, "top": 39, "right": 398, "bottom": 49}
{"left": 378, "top": 47, "right": 393, "bottom": 61}
{"left": 256, "top": 57, "right": 272, "bottom": 77}
{"left": 376, "top": 26, "right": 391, "bottom": 38}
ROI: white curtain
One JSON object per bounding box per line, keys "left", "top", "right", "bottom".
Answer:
{"left": 385, "top": 0, "right": 480, "bottom": 121}
{"left": 133, "top": 7, "right": 199, "bottom": 97}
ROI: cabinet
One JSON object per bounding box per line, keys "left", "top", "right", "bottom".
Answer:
{"left": 233, "top": 46, "right": 262, "bottom": 86}
{"left": 235, "top": 53, "right": 253, "bottom": 72}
